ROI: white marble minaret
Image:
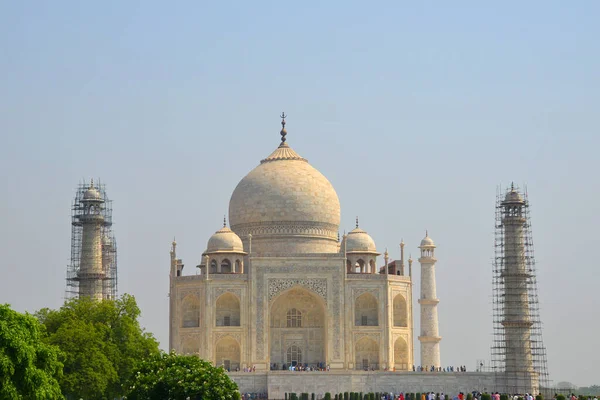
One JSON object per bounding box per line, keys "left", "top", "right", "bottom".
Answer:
{"left": 418, "top": 231, "right": 441, "bottom": 369}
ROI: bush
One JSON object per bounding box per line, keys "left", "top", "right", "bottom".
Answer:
{"left": 345, "top": 392, "right": 349, "bottom": 400}
{"left": 467, "top": 394, "right": 473, "bottom": 400}
{"left": 556, "top": 395, "right": 565, "bottom": 400}
{"left": 481, "top": 394, "right": 492, "bottom": 400}
{"left": 501, "top": 395, "right": 509, "bottom": 400}
{"left": 126, "top": 352, "right": 238, "bottom": 400}
{"left": 536, "top": 395, "right": 543, "bottom": 400}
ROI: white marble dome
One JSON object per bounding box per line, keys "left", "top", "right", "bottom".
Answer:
{"left": 228, "top": 141, "right": 341, "bottom": 254}
{"left": 345, "top": 227, "right": 377, "bottom": 253}
{"left": 206, "top": 225, "right": 245, "bottom": 253}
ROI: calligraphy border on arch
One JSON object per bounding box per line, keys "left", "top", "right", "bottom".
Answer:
{"left": 213, "top": 287, "right": 243, "bottom": 300}
{"left": 268, "top": 278, "right": 327, "bottom": 303}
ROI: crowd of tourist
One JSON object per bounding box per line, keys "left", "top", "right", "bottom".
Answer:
{"left": 412, "top": 365, "right": 468, "bottom": 372}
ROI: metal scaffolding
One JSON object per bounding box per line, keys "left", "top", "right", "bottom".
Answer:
{"left": 491, "top": 184, "right": 549, "bottom": 395}
{"left": 65, "top": 179, "right": 118, "bottom": 300}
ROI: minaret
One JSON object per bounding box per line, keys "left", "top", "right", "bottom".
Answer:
{"left": 498, "top": 185, "right": 536, "bottom": 392}
{"left": 418, "top": 231, "right": 441, "bottom": 369}
{"left": 76, "top": 180, "right": 105, "bottom": 300}
{"left": 169, "top": 239, "right": 180, "bottom": 351}
{"left": 399, "top": 239, "right": 406, "bottom": 275}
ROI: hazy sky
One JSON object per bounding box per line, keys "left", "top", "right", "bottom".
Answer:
{"left": 1, "top": 1, "right": 598, "bottom": 387}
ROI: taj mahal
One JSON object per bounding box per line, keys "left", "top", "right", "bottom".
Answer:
{"left": 166, "top": 116, "right": 544, "bottom": 397}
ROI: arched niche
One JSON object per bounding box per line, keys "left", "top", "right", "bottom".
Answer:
{"left": 355, "top": 293, "right": 378, "bottom": 326}
{"left": 181, "top": 337, "right": 199, "bottom": 356}
{"left": 269, "top": 287, "right": 326, "bottom": 369}
{"left": 215, "top": 336, "right": 240, "bottom": 371}
{"left": 394, "top": 336, "right": 409, "bottom": 371}
{"left": 216, "top": 293, "right": 240, "bottom": 326}
{"left": 354, "top": 337, "right": 379, "bottom": 370}
{"left": 393, "top": 294, "right": 408, "bottom": 327}
{"left": 181, "top": 295, "right": 200, "bottom": 328}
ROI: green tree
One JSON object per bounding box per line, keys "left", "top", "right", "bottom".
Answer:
{"left": 36, "top": 294, "right": 159, "bottom": 399}
{"left": 126, "top": 351, "right": 239, "bottom": 400}
{"left": 0, "top": 304, "right": 63, "bottom": 399}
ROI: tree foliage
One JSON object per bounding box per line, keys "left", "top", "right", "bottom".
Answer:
{"left": 36, "top": 294, "right": 160, "bottom": 399}
{"left": 126, "top": 351, "right": 240, "bottom": 400}
{"left": 0, "top": 304, "right": 63, "bottom": 399}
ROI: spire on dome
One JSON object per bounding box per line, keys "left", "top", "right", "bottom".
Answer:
{"left": 90, "top": 178, "right": 94, "bottom": 188}
{"left": 356, "top": 216, "right": 359, "bottom": 229}
{"left": 280, "top": 112, "right": 287, "bottom": 144}
{"left": 260, "top": 114, "right": 307, "bottom": 163}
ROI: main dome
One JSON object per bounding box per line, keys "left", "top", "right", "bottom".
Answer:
{"left": 229, "top": 135, "right": 341, "bottom": 254}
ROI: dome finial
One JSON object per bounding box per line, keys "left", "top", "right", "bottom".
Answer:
{"left": 280, "top": 112, "right": 287, "bottom": 145}
{"left": 426, "top": 229, "right": 428, "bottom": 237}
{"left": 356, "top": 216, "right": 359, "bottom": 229}
{"left": 90, "top": 178, "right": 94, "bottom": 188}
{"left": 223, "top": 215, "right": 227, "bottom": 227}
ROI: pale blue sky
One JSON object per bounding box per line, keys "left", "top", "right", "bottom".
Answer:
{"left": 1, "top": 1, "right": 598, "bottom": 386}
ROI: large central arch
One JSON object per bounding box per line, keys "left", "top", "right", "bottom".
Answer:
{"left": 269, "top": 287, "right": 326, "bottom": 369}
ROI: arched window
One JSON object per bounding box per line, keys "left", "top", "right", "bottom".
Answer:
{"left": 182, "top": 295, "right": 200, "bottom": 328}
{"left": 210, "top": 259, "right": 217, "bottom": 273}
{"left": 393, "top": 294, "right": 408, "bottom": 327}
{"left": 286, "top": 345, "right": 302, "bottom": 366}
{"left": 216, "top": 293, "right": 240, "bottom": 326}
{"left": 287, "top": 308, "right": 302, "bottom": 328}
{"left": 221, "top": 259, "right": 231, "bottom": 273}
{"left": 182, "top": 338, "right": 199, "bottom": 355}
{"left": 369, "top": 259, "right": 376, "bottom": 273}
{"left": 346, "top": 260, "right": 352, "bottom": 273}
{"left": 355, "top": 293, "right": 378, "bottom": 326}
{"left": 235, "top": 259, "right": 242, "bottom": 273}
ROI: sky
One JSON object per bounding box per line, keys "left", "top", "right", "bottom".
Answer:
{"left": 0, "top": 0, "right": 598, "bottom": 387}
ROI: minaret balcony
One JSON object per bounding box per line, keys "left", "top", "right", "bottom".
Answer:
{"left": 418, "top": 335, "right": 442, "bottom": 343}
{"left": 418, "top": 298, "right": 440, "bottom": 305}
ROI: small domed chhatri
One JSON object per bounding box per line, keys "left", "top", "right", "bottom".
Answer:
{"left": 344, "top": 217, "right": 378, "bottom": 254}
{"left": 83, "top": 179, "right": 102, "bottom": 201}
{"left": 503, "top": 183, "right": 525, "bottom": 204}
{"left": 420, "top": 231, "right": 435, "bottom": 248}
{"left": 205, "top": 218, "right": 245, "bottom": 254}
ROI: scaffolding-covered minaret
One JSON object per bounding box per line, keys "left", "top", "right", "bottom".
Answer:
{"left": 491, "top": 184, "right": 549, "bottom": 395}
{"left": 66, "top": 179, "right": 117, "bottom": 300}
